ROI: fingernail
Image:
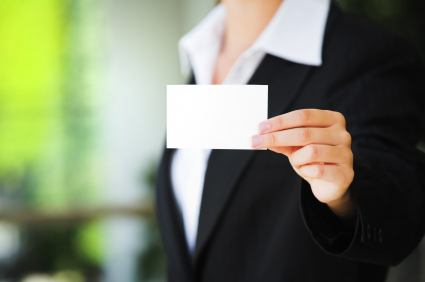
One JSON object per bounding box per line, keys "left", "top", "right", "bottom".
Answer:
{"left": 259, "top": 121, "right": 271, "bottom": 133}
{"left": 252, "top": 135, "right": 264, "bottom": 148}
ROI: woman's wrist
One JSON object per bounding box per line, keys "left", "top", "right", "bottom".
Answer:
{"left": 326, "top": 191, "right": 356, "bottom": 220}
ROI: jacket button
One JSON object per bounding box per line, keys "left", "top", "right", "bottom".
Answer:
{"left": 378, "top": 228, "right": 383, "bottom": 243}
{"left": 373, "top": 227, "right": 379, "bottom": 242}
{"left": 366, "top": 224, "right": 372, "bottom": 239}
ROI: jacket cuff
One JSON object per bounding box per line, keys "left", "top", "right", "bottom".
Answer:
{"left": 299, "top": 180, "right": 361, "bottom": 255}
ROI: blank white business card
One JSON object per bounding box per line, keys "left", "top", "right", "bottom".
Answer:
{"left": 167, "top": 85, "right": 268, "bottom": 150}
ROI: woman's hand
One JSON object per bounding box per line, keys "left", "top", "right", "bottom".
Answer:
{"left": 252, "top": 109, "right": 355, "bottom": 218}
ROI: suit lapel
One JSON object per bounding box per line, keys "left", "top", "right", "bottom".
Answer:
{"left": 193, "top": 55, "right": 314, "bottom": 262}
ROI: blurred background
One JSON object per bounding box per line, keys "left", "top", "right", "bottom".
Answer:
{"left": 0, "top": 0, "right": 423, "bottom": 281}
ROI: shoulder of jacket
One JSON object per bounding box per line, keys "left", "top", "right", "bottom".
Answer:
{"left": 323, "top": 3, "right": 419, "bottom": 66}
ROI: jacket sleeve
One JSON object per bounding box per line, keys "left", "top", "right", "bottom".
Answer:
{"left": 300, "top": 37, "right": 425, "bottom": 266}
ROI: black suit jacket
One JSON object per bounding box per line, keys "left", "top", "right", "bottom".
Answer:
{"left": 156, "top": 3, "right": 425, "bottom": 282}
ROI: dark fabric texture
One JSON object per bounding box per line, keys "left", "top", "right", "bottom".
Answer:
{"left": 156, "top": 3, "right": 425, "bottom": 282}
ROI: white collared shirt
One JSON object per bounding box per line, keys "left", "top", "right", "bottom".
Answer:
{"left": 171, "top": 0, "right": 331, "bottom": 253}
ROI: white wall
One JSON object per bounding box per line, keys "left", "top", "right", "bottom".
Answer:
{"left": 181, "top": 0, "right": 215, "bottom": 32}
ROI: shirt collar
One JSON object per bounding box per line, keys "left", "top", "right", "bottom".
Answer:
{"left": 179, "top": 0, "right": 331, "bottom": 76}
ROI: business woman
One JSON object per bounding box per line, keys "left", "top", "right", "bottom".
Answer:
{"left": 157, "top": 0, "right": 425, "bottom": 281}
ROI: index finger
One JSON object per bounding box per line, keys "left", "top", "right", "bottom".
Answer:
{"left": 259, "top": 109, "right": 345, "bottom": 134}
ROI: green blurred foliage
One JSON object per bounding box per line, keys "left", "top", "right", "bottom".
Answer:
{"left": 0, "top": 0, "right": 104, "bottom": 278}
{"left": 0, "top": 0, "right": 66, "bottom": 179}
{"left": 138, "top": 162, "right": 167, "bottom": 281}
{"left": 3, "top": 224, "right": 102, "bottom": 280}
{"left": 76, "top": 221, "right": 105, "bottom": 266}
{"left": 0, "top": 0, "right": 101, "bottom": 210}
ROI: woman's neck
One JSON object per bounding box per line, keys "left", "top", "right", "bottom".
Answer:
{"left": 212, "top": 0, "right": 282, "bottom": 84}
{"left": 221, "top": 0, "right": 282, "bottom": 59}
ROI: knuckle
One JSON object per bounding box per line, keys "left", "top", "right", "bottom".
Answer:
{"left": 341, "top": 131, "right": 352, "bottom": 145}
{"left": 268, "top": 134, "right": 276, "bottom": 146}
{"left": 346, "top": 149, "right": 354, "bottom": 163}
{"left": 277, "top": 116, "right": 285, "bottom": 129}
{"left": 335, "top": 111, "right": 346, "bottom": 126}
{"left": 308, "top": 145, "right": 318, "bottom": 160}
{"left": 299, "top": 128, "right": 311, "bottom": 143}
{"left": 296, "top": 109, "right": 310, "bottom": 124}
{"left": 316, "top": 165, "right": 324, "bottom": 177}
